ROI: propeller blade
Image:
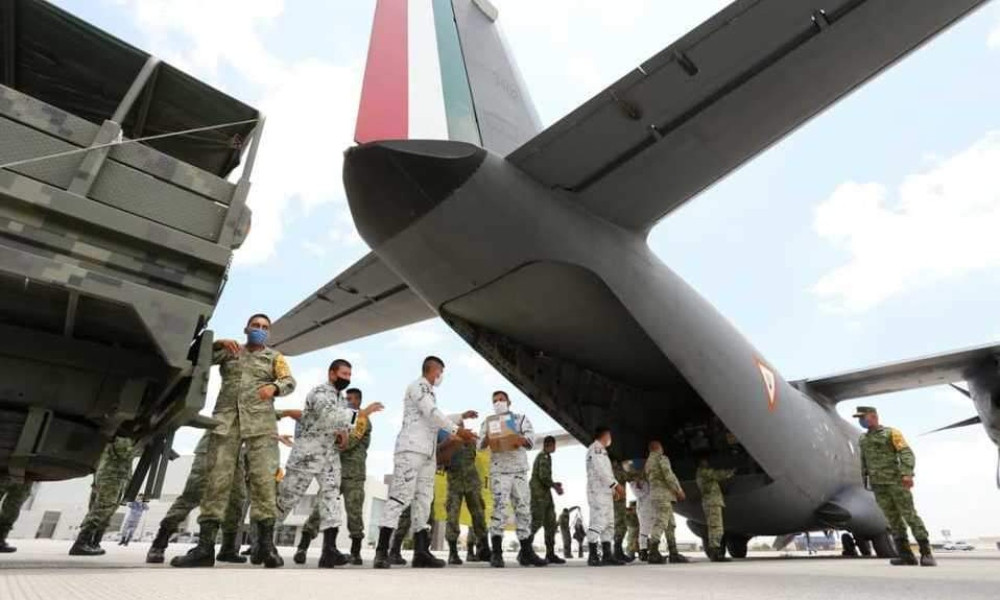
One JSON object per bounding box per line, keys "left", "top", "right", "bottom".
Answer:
{"left": 923, "top": 415, "right": 981, "bottom": 435}
{"left": 949, "top": 383, "right": 972, "bottom": 399}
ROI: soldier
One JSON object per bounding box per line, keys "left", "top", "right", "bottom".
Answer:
{"left": 480, "top": 391, "right": 546, "bottom": 568}
{"left": 624, "top": 501, "right": 639, "bottom": 559}
{"left": 586, "top": 426, "right": 623, "bottom": 566}
{"left": 572, "top": 510, "right": 586, "bottom": 557}
{"left": 171, "top": 313, "right": 296, "bottom": 569}
{"left": 612, "top": 459, "right": 637, "bottom": 563}
{"left": 530, "top": 435, "right": 565, "bottom": 564}
{"left": 558, "top": 507, "right": 573, "bottom": 560}
{"left": 0, "top": 478, "right": 32, "bottom": 553}
{"left": 118, "top": 494, "right": 148, "bottom": 546}
{"left": 630, "top": 467, "right": 653, "bottom": 561}
{"left": 342, "top": 388, "right": 373, "bottom": 565}
{"left": 855, "top": 406, "right": 936, "bottom": 567}
{"left": 69, "top": 436, "right": 135, "bottom": 556}
{"left": 645, "top": 440, "right": 688, "bottom": 564}
{"left": 443, "top": 418, "right": 490, "bottom": 565}
{"left": 374, "top": 356, "right": 478, "bottom": 569}
{"left": 696, "top": 454, "right": 735, "bottom": 562}
{"left": 275, "top": 361, "right": 382, "bottom": 569}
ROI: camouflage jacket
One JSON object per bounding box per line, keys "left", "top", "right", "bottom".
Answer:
{"left": 586, "top": 441, "right": 616, "bottom": 495}
{"left": 613, "top": 460, "right": 637, "bottom": 488}
{"left": 696, "top": 465, "right": 735, "bottom": 508}
{"left": 645, "top": 449, "right": 683, "bottom": 501}
{"left": 211, "top": 345, "right": 295, "bottom": 438}
{"left": 530, "top": 451, "right": 555, "bottom": 496}
{"left": 446, "top": 442, "right": 481, "bottom": 488}
{"left": 479, "top": 411, "right": 534, "bottom": 474}
{"left": 394, "top": 377, "right": 458, "bottom": 456}
{"left": 859, "top": 426, "right": 915, "bottom": 486}
{"left": 297, "top": 383, "right": 356, "bottom": 441}
{"left": 341, "top": 415, "right": 372, "bottom": 480}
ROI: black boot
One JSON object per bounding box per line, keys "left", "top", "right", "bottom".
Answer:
{"left": 477, "top": 540, "right": 492, "bottom": 562}
{"left": 709, "top": 546, "right": 731, "bottom": 562}
{"left": 350, "top": 536, "right": 363, "bottom": 565}
{"left": 146, "top": 525, "right": 173, "bottom": 564}
{"left": 614, "top": 536, "right": 630, "bottom": 563}
{"left": 170, "top": 521, "right": 218, "bottom": 567}
{"left": 647, "top": 540, "right": 665, "bottom": 564}
{"left": 294, "top": 531, "right": 314, "bottom": 565}
{"left": 638, "top": 548, "right": 649, "bottom": 562}
{"left": 216, "top": 531, "right": 248, "bottom": 563}
{"left": 0, "top": 528, "right": 16, "bottom": 553}
{"left": 92, "top": 527, "right": 106, "bottom": 551}
{"left": 388, "top": 529, "right": 407, "bottom": 565}
{"left": 248, "top": 533, "right": 262, "bottom": 565}
{"left": 412, "top": 529, "right": 445, "bottom": 568}
{"left": 255, "top": 519, "right": 283, "bottom": 568}
{"left": 374, "top": 527, "right": 394, "bottom": 569}
{"left": 890, "top": 536, "right": 918, "bottom": 566}
{"left": 466, "top": 542, "right": 478, "bottom": 563}
{"left": 545, "top": 542, "right": 566, "bottom": 564}
{"left": 587, "top": 543, "right": 601, "bottom": 566}
{"left": 667, "top": 540, "right": 690, "bottom": 563}
{"left": 69, "top": 527, "right": 105, "bottom": 556}
{"left": 318, "top": 527, "right": 348, "bottom": 568}
{"left": 448, "top": 540, "right": 463, "bottom": 565}
{"left": 518, "top": 535, "right": 548, "bottom": 567}
{"left": 917, "top": 539, "right": 937, "bottom": 567}
{"left": 603, "top": 541, "right": 624, "bottom": 566}
{"left": 490, "top": 535, "right": 505, "bottom": 568}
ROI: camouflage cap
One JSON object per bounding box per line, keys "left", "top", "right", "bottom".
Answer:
{"left": 852, "top": 406, "right": 878, "bottom": 417}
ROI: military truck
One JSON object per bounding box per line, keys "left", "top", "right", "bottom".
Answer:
{"left": 0, "top": 0, "right": 261, "bottom": 494}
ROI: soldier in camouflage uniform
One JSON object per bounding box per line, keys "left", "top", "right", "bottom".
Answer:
{"left": 696, "top": 455, "right": 734, "bottom": 562}
{"left": 0, "top": 478, "right": 32, "bottom": 553}
{"left": 624, "top": 501, "right": 639, "bottom": 558}
{"left": 645, "top": 441, "right": 688, "bottom": 564}
{"left": 443, "top": 419, "right": 489, "bottom": 565}
{"left": 558, "top": 508, "right": 573, "bottom": 559}
{"left": 69, "top": 436, "right": 135, "bottom": 556}
{"left": 612, "top": 459, "right": 636, "bottom": 563}
{"left": 530, "top": 435, "right": 565, "bottom": 564}
{"left": 855, "top": 406, "right": 935, "bottom": 567}
{"left": 171, "top": 314, "right": 296, "bottom": 569}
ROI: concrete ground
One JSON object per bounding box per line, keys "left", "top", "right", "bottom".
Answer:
{"left": 2, "top": 540, "right": 998, "bottom": 600}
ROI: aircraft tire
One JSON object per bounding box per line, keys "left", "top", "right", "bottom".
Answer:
{"left": 856, "top": 537, "right": 873, "bottom": 557}
{"left": 871, "top": 533, "right": 897, "bottom": 559}
{"left": 725, "top": 535, "right": 749, "bottom": 559}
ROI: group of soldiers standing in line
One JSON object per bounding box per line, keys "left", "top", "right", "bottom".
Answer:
{"left": 0, "top": 313, "right": 937, "bottom": 570}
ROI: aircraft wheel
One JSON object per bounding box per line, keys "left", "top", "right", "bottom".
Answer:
{"left": 871, "top": 533, "right": 897, "bottom": 559}
{"left": 856, "top": 537, "right": 872, "bottom": 557}
{"left": 841, "top": 533, "right": 858, "bottom": 557}
{"left": 726, "top": 535, "right": 750, "bottom": 559}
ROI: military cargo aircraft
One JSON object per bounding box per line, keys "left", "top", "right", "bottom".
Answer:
{"left": 269, "top": 0, "right": 997, "bottom": 558}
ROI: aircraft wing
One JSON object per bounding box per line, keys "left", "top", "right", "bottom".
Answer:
{"left": 507, "top": 0, "right": 986, "bottom": 232}
{"left": 791, "top": 342, "right": 1000, "bottom": 402}
{"left": 270, "top": 252, "right": 435, "bottom": 356}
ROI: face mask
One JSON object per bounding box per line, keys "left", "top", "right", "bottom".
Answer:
{"left": 857, "top": 417, "right": 869, "bottom": 429}
{"left": 493, "top": 401, "right": 509, "bottom": 415}
{"left": 333, "top": 377, "right": 350, "bottom": 391}
{"left": 247, "top": 329, "right": 268, "bottom": 346}
{"left": 433, "top": 373, "right": 443, "bottom": 387}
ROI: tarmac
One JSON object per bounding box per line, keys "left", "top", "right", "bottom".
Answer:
{"left": 2, "top": 540, "right": 999, "bottom": 600}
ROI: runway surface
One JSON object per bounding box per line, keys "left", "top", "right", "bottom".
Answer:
{"left": 2, "top": 540, "right": 998, "bottom": 600}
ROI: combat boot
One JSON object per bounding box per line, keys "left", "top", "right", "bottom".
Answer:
{"left": 448, "top": 540, "right": 463, "bottom": 565}
{"left": 587, "top": 543, "right": 601, "bottom": 566}
{"left": 890, "top": 537, "right": 918, "bottom": 566}
{"left": 350, "top": 536, "right": 364, "bottom": 565}
{"left": 709, "top": 546, "right": 731, "bottom": 563}
{"left": 466, "top": 542, "right": 478, "bottom": 563}
{"left": 477, "top": 540, "right": 492, "bottom": 562}
{"left": 614, "top": 536, "right": 631, "bottom": 563}
{"left": 638, "top": 549, "right": 649, "bottom": 562}
{"left": 68, "top": 527, "right": 105, "bottom": 556}
{"left": 518, "top": 535, "right": 548, "bottom": 567}
{"left": 91, "top": 527, "right": 106, "bottom": 552}
{"left": 917, "top": 539, "right": 937, "bottom": 567}
{"left": 411, "top": 529, "right": 445, "bottom": 568}
{"left": 388, "top": 529, "right": 407, "bottom": 566}
{"left": 318, "top": 527, "right": 348, "bottom": 568}
{"left": 146, "top": 524, "right": 172, "bottom": 564}
{"left": 256, "top": 519, "right": 284, "bottom": 568}
{"left": 373, "top": 527, "right": 394, "bottom": 569}
{"left": 667, "top": 540, "right": 690, "bottom": 564}
{"left": 170, "top": 521, "right": 218, "bottom": 567}
{"left": 294, "top": 530, "right": 314, "bottom": 565}
{"left": 490, "top": 535, "right": 505, "bottom": 568}
{"left": 545, "top": 542, "right": 566, "bottom": 564}
{"left": 216, "top": 531, "right": 247, "bottom": 564}
{"left": 647, "top": 540, "right": 666, "bottom": 565}
{"left": 602, "top": 541, "right": 624, "bottom": 566}
{"left": 0, "top": 528, "right": 16, "bottom": 553}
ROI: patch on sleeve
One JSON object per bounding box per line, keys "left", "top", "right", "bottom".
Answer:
{"left": 273, "top": 354, "right": 291, "bottom": 379}
{"left": 889, "top": 428, "right": 909, "bottom": 451}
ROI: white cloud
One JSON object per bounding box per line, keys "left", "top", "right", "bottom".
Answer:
{"left": 812, "top": 131, "right": 1000, "bottom": 313}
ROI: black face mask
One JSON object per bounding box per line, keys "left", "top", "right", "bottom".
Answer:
{"left": 333, "top": 377, "right": 350, "bottom": 391}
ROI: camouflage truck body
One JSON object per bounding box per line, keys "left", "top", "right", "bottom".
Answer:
{"left": 0, "top": 0, "right": 261, "bottom": 488}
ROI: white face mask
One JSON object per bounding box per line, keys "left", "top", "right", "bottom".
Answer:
{"left": 433, "top": 373, "right": 444, "bottom": 387}
{"left": 493, "top": 401, "right": 509, "bottom": 415}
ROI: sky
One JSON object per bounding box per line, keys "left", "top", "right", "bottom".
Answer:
{"left": 51, "top": 0, "right": 1000, "bottom": 541}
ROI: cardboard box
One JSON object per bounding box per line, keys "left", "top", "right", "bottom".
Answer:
{"left": 485, "top": 414, "right": 522, "bottom": 453}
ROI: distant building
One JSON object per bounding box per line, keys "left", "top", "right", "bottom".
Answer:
{"left": 9, "top": 455, "right": 388, "bottom": 547}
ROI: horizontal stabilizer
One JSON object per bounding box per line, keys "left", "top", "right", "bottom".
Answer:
{"left": 793, "top": 342, "right": 1000, "bottom": 402}
{"left": 270, "top": 252, "right": 435, "bottom": 356}
{"left": 924, "top": 415, "right": 982, "bottom": 435}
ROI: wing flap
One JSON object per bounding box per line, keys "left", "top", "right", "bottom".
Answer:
{"left": 270, "top": 252, "right": 435, "bottom": 356}
{"left": 508, "top": 0, "right": 987, "bottom": 231}
{"left": 793, "top": 342, "right": 1000, "bottom": 402}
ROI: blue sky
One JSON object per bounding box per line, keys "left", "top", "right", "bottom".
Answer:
{"left": 54, "top": 0, "right": 1000, "bottom": 540}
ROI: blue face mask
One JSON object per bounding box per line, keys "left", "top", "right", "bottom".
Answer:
{"left": 247, "top": 329, "right": 268, "bottom": 346}
{"left": 857, "top": 417, "right": 869, "bottom": 429}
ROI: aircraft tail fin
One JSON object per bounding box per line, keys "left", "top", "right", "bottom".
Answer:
{"left": 355, "top": 0, "right": 540, "bottom": 156}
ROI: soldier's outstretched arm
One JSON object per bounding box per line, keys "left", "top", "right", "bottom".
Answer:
{"left": 415, "top": 388, "right": 458, "bottom": 434}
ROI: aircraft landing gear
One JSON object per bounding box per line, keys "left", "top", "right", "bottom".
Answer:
{"left": 856, "top": 537, "right": 873, "bottom": 557}
{"left": 871, "top": 532, "right": 897, "bottom": 559}
{"left": 841, "top": 533, "right": 859, "bottom": 557}
{"left": 843, "top": 532, "right": 895, "bottom": 558}
{"left": 726, "top": 535, "right": 751, "bottom": 559}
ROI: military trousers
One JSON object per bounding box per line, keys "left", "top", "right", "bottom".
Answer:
{"left": 446, "top": 479, "right": 487, "bottom": 545}
{"left": 0, "top": 479, "right": 32, "bottom": 534}
{"left": 342, "top": 476, "right": 366, "bottom": 539}
{"left": 649, "top": 496, "right": 678, "bottom": 549}
{"left": 381, "top": 451, "right": 436, "bottom": 534}
{"left": 703, "top": 503, "right": 724, "bottom": 549}
{"left": 561, "top": 526, "right": 572, "bottom": 555}
{"left": 159, "top": 449, "right": 246, "bottom": 534}
{"left": 199, "top": 432, "right": 277, "bottom": 524}
{"left": 301, "top": 505, "right": 321, "bottom": 539}
{"left": 871, "top": 484, "right": 929, "bottom": 541}
{"left": 277, "top": 444, "right": 342, "bottom": 532}
{"left": 80, "top": 439, "right": 134, "bottom": 532}
{"left": 529, "top": 490, "right": 556, "bottom": 547}
{"left": 587, "top": 488, "right": 614, "bottom": 544}
{"left": 490, "top": 471, "right": 531, "bottom": 539}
